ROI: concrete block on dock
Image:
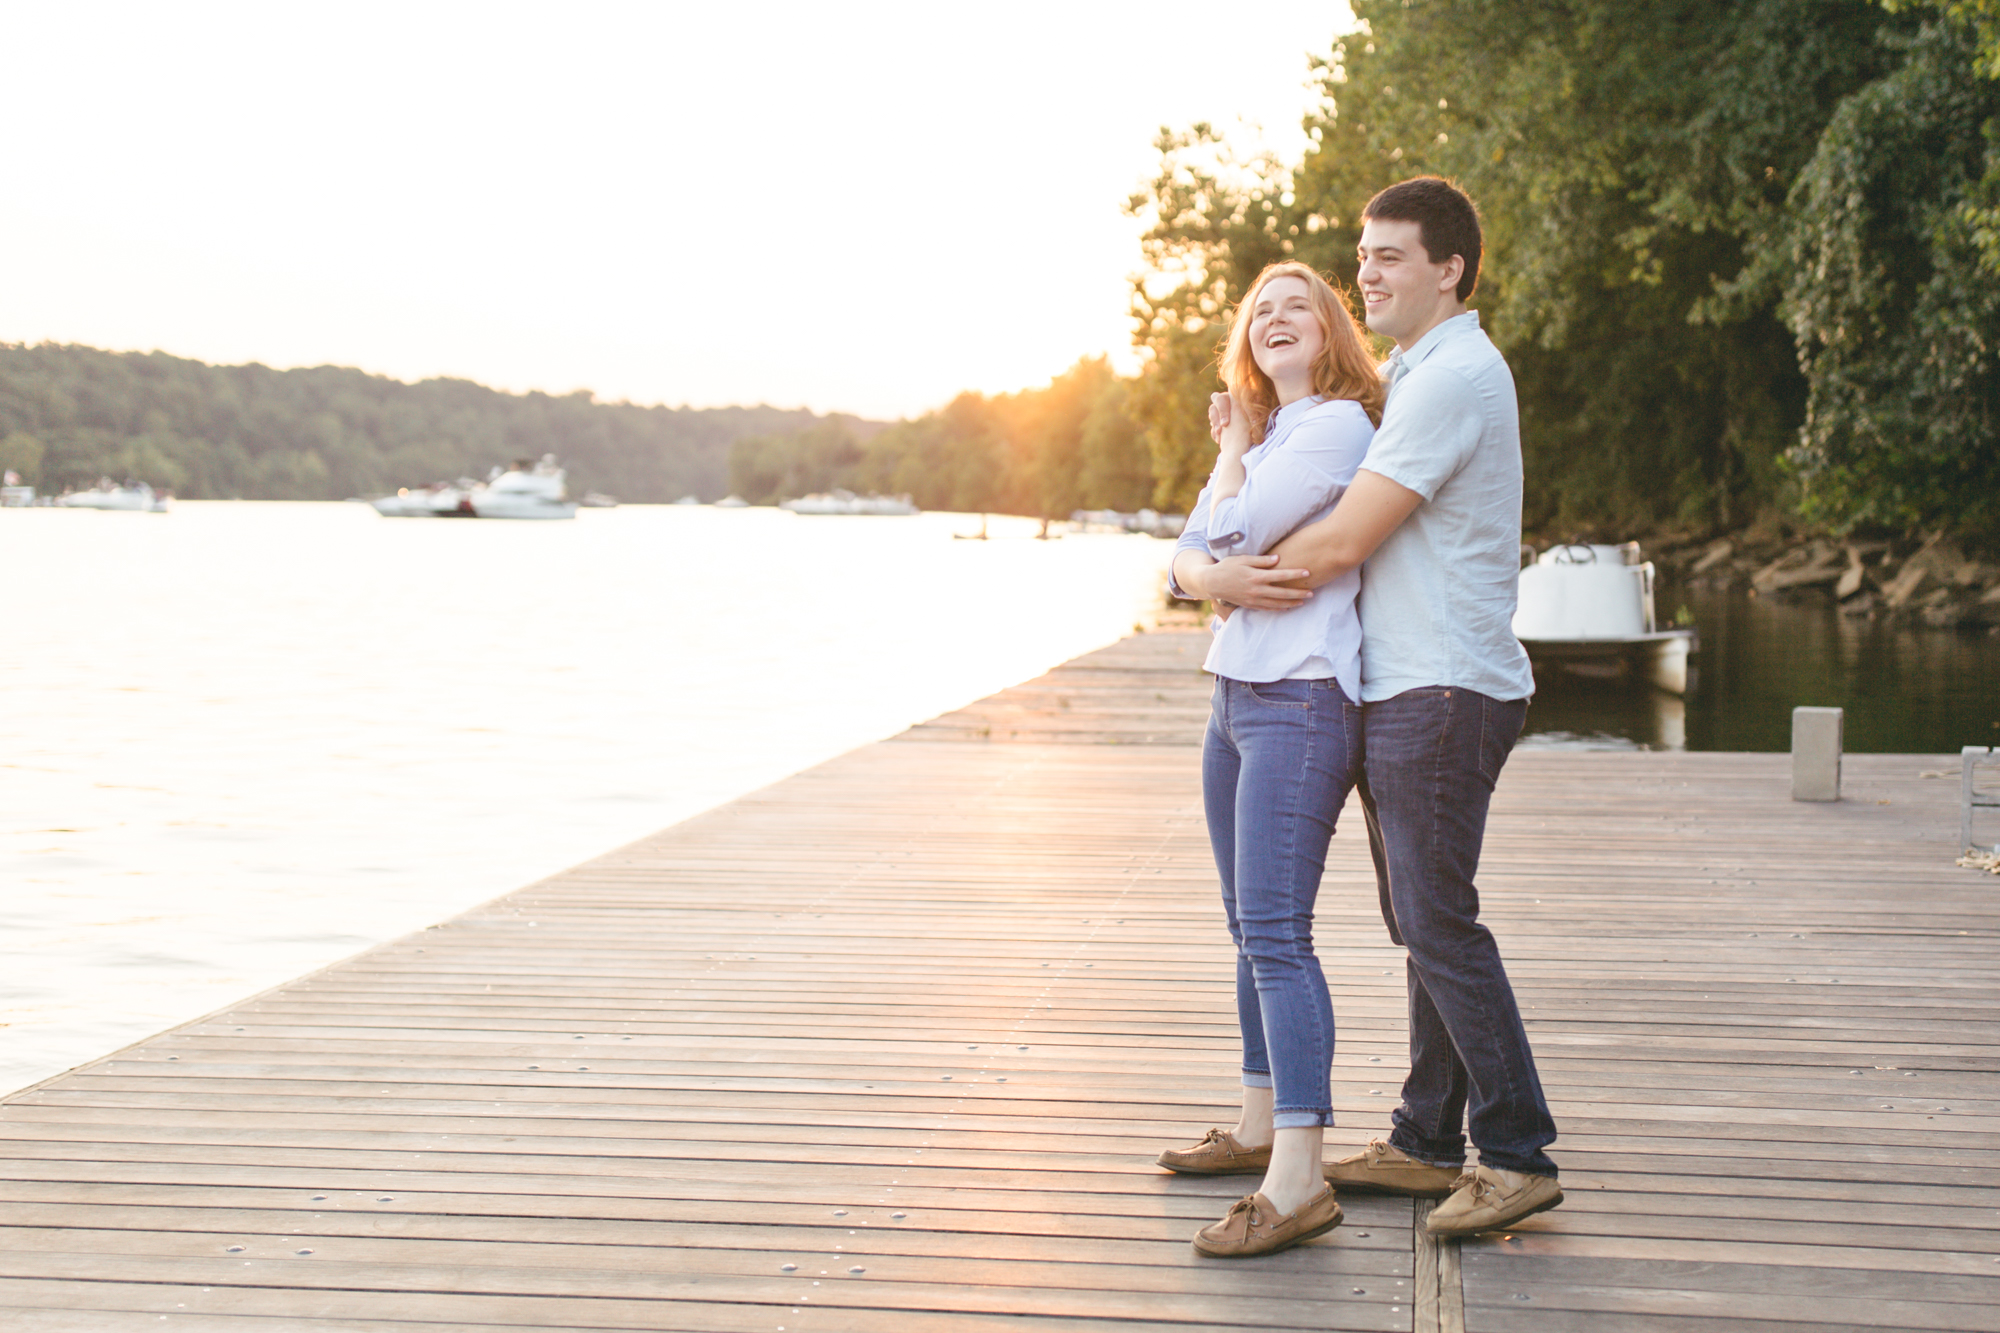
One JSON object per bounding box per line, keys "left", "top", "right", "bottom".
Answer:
{"left": 1792, "top": 707, "right": 1843, "bottom": 801}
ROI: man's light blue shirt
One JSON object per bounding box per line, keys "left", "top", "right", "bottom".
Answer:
{"left": 1171, "top": 395, "right": 1374, "bottom": 697}
{"left": 1356, "top": 311, "right": 1536, "bottom": 703}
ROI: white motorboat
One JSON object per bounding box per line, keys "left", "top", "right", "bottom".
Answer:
{"left": 58, "top": 479, "right": 169, "bottom": 512}
{"left": 2, "top": 471, "right": 34, "bottom": 507}
{"left": 370, "top": 481, "right": 478, "bottom": 518}
{"left": 1513, "top": 542, "right": 1698, "bottom": 694}
{"left": 468, "top": 455, "right": 577, "bottom": 520}
{"left": 1070, "top": 507, "right": 1188, "bottom": 538}
{"left": 780, "top": 489, "right": 918, "bottom": 516}
{"left": 714, "top": 495, "right": 749, "bottom": 508}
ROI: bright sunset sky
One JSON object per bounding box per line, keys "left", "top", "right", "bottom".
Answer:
{"left": 6, "top": 3, "right": 1355, "bottom": 420}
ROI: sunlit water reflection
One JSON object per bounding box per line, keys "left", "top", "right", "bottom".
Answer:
{"left": 1, "top": 502, "right": 1172, "bottom": 1094}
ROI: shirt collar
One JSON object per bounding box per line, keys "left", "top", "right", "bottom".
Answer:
{"left": 1267, "top": 394, "right": 1326, "bottom": 435}
{"left": 1384, "top": 310, "right": 1481, "bottom": 377}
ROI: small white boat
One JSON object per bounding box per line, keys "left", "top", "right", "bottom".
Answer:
{"left": 714, "top": 495, "right": 750, "bottom": 509}
{"left": 1513, "top": 542, "right": 1698, "bottom": 694}
{"left": 370, "top": 481, "right": 478, "bottom": 518}
{"left": 468, "top": 455, "right": 577, "bottom": 520}
{"left": 780, "top": 489, "right": 918, "bottom": 516}
{"left": 1, "top": 472, "right": 34, "bottom": 507}
{"left": 1070, "top": 507, "right": 1187, "bottom": 538}
{"left": 58, "top": 479, "right": 169, "bottom": 512}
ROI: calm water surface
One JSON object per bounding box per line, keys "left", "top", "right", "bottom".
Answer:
{"left": 1, "top": 502, "right": 1173, "bottom": 1095}
{"left": 1520, "top": 577, "right": 2000, "bottom": 752}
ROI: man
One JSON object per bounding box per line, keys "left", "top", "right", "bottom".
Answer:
{"left": 1176, "top": 176, "right": 1560, "bottom": 1236}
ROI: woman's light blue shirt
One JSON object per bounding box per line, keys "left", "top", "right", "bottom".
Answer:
{"left": 1169, "top": 395, "right": 1374, "bottom": 696}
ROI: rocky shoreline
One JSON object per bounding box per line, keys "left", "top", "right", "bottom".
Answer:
{"left": 1642, "top": 530, "right": 2000, "bottom": 632}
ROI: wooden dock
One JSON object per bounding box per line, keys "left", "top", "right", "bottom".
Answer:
{"left": 2, "top": 630, "right": 1995, "bottom": 1332}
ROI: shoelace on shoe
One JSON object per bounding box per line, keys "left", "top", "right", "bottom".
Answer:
{"left": 1220, "top": 1195, "right": 1266, "bottom": 1230}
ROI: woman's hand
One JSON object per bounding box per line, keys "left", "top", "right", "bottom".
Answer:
{"left": 1209, "top": 393, "right": 1250, "bottom": 454}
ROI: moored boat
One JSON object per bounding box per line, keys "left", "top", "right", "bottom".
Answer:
{"left": 370, "top": 481, "right": 478, "bottom": 518}
{"left": 1513, "top": 542, "right": 1698, "bottom": 694}
{"left": 467, "top": 455, "right": 577, "bottom": 520}
{"left": 57, "top": 479, "right": 169, "bottom": 512}
{"left": 780, "top": 489, "right": 918, "bottom": 516}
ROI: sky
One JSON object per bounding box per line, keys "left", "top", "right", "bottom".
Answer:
{"left": 4, "top": 2, "right": 1353, "bottom": 420}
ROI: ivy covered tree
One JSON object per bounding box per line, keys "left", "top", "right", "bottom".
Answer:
{"left": 1127, "top": 0, "right": 1999, "bottom": 545}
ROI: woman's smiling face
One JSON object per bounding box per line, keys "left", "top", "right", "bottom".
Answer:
{"left": 1246, "top": 275, "right": 1324, "bottom": 388}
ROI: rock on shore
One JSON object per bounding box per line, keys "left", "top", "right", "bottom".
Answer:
{"left": 1649, "top": 531, "right": 2000, "bottom": 631}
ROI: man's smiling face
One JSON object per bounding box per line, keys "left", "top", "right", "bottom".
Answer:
{"left": 1357, "top": 217, "right": 1462, "bottom": 350}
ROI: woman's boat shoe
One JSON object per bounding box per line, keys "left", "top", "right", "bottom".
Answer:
{"left": 1156, "top": 1128, "right": 1273, "bottom": 1175}
{"left": 1192, "top": 1186, "right": 1343, "bottom": 1258}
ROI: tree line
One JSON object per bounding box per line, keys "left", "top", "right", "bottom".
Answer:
{"left": 0, "top": 341, "right": 866, "bottom": 503}
{"left": 725, "top": 357, "right": 1154, "bottom": 515}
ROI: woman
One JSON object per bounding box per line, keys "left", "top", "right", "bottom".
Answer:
{"left": 1161, "top": 261, "right": 1386, "bottom": 1258}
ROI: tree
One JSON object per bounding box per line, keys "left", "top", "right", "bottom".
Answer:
{"left": 1760, "top": 15, "right": 2000, "bottom": 542}
{"left": 0, "top": 432, "right": 44, "bottom": 484}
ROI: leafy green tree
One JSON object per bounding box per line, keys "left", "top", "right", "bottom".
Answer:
{"left": 0, "top": 431, "right": 44, "bottom": 484}
{"left": 1757, "top": 14, "right": 2000, "bottom": 542}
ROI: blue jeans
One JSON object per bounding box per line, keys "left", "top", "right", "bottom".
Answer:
{"left": 1202, "top": 675, "right": 1361, "bottom": 1129}
{"left": 1358, "top": 686, "right": 1559, "bottom": 1177}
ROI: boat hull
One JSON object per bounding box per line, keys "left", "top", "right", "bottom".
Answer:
{"left": 1522, "top": 630, "right": 1698, "bottom": 695}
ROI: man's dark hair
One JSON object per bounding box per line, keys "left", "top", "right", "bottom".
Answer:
{"left": 1362, "top": 177, "right": 1483, "bottom": 302}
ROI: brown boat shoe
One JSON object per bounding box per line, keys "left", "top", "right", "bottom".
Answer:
{"left": 1157, "top": 1128, "right": 1273, "bottom": 1175}
{"left": 1424, "top": 1165, "right": 1563, "bottom": 1237}
{"left": 1192, "top": 1186, "right": 1343, "bottom": 1258}
{"left": 1323, "top": 1137, "right": 1466, "bottom": 1197}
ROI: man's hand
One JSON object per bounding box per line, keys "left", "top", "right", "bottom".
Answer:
{"left": 1199, "top": 554, "right": 1314, "bottom": 610}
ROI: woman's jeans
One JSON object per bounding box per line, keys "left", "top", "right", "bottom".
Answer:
{"left": 1358, "top": 686, "right": 1560, "bottom": 1178}
{"left": 1202, "top": 675, "right": 1360, "bottom": 1129}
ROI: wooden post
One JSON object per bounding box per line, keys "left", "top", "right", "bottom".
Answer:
{"left": 1792, "top": 706, "right": 1843, "bottom": 802}
{"left": 1964, "top": 746, "right": 1999, "bottom": 853}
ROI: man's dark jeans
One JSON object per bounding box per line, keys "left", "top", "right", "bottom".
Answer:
{"left": 1357, "top": 686, "right": 1559, "bottom": 1178}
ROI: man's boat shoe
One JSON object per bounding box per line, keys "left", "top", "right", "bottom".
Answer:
{"left": 1157, "top": 1128, "right": 1272, "bottom": 1175}
{"left": 1192, "top": 1187, "right": 1343, "bottom": 1258}
{"left": 1424, "top": 1165, "right": 1563, "bottom": 1237}
{"left": 1323, "top": 1137, "right": 1465, "bottom": 1197}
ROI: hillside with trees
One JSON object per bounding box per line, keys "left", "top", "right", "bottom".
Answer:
{"left": 0, "top": 342, "right": 867, "bottom": 503}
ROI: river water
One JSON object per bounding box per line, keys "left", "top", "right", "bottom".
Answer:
{"left": 0, "top": 502, "right": 1174, "bottom": 1096}
{"left": 1520, "top": 577, "right": 2000, "bottom": 753}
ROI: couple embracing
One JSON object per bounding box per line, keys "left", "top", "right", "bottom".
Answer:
{"left": 1161, "top": 177, "right": 1561, "bottom": 1258}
